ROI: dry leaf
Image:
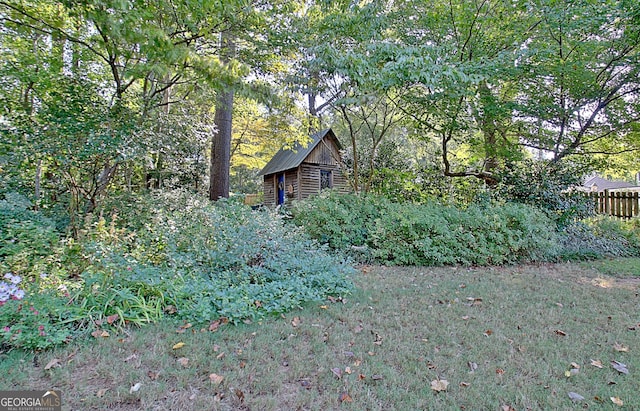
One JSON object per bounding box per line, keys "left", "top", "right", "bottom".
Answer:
{"left": 338, "top": 392, "right": 353, "bottom": 403}
{"left": 371, "top": 374, "right": 383, "bottom": 380}
{"left": 459, "top": 382, "right": 470, "bottom": 387}
{"left": 344, "top": 367, "right": 352, "bottom": 374}
{"left": 483, "top": 330, "right": 493, "bottom": 337}
{"left": 331, "top": 367, "right": 342, "bottom": 379}
{"left": 501, "top": 406, "right": 515, "bottom": 411}
{"left": 320, "top": 305, "right": 328, "bottom": 309}
{"left": 147, "top": 370, "right": 159, "bottom": 380}
{"left": 209, "top": 373, "right": 224, "bottom": 385}
{"left": 353, "top": 324, "right": 364, "bottom": 334}
{"left": 235, "top": 389, "right": 245, "bottom": 403}
{"left": 44, "top": 358, "right": 62, "bottom": 370}
{"left": 430, "top": 379, "right": 449, "bottom": 392}
{"left": 570, "top": 362, "right": 580, "bottom": 369}
{"left": 496, "top": 368, "right": 505, "bottom": 375}
{"left": 568, "top": 392, "right": 585, "bottom": 402}
{"left": 91, "top": 329, "right": 109, "bottom": 339}
{"left": 177, "top": 357, "right": 189, "bottom": 367}
{"left": 611, "top": 397, "right": 624, "bottom": 406}
{"left": 172, "top": 342, "right": 185, "bottom": 350}
{"left": 216, "top": 352, "right": 225, "bottom": 360}
{"left": 468, "top": 362, "right": 478, "bottom": 372}
{"left": 611, "top": 360, "right": 629, "bottom": 374}
{"left": 164, "top": 305, "right": 177, "bottom": 314}
{"left": 613, "top": 342, "right": 629, "bottom": 352}
{"left": 124, "top": 354, "right": 137, "bottom": 362}
{"left": 590, "top": 359, "right": 603, "bottom": 368}
{"left": 358, "top": 374, "right": 366, "bottom": 380}
{"left": 129, "top": 383, "right": 142, "bottom": 394}
{"left": 353, "top": 359, "right": 362, "bottom": 366}
{"left": 555, "top": 329, "right": 567, "bottom": 336}
{"left": 461, "top": 316, "right": 470, "bottom": 320}
{"left": 96, "top": 388, "right": 109, "bottom": 398}
{"left": 106, "top": 314, "right": 119, "bottom": 325}
{"left": 291, "top": 317, "right": 301, "bottom": 327}
{"left": 209, "top": 320, "right": 221, "bottom": 332}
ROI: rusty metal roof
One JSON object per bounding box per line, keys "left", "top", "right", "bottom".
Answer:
{"left": 258, "top": 128, "right": 341, "bottom": 176}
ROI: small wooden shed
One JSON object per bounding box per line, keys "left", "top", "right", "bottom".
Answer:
{"left": 258, "top": 128, "right": 349, "bottom": 206}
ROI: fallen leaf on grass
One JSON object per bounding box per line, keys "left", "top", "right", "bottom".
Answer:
{"left": 468, "top": 362, "right": 478, "bottom": 372}
{"left": 501, "top": 406, "right": 515, "bottom": 411}
{"left": 96, "top": 388, "right": 109, "bottom": 398}
{"left": 611, "top": 397, "right": 624, "bottom": 406}
{"left": 235, "top": 389, "right": 245, "bottom": 403}
{"left": 611, "top": 361, "right": 629, "bottom": 374}
{"left": 430, "top": 379, "right": 449, "bottom": 392}
{"left": 338, "top": 392, "right": 353, "bottom": 403}
{"left": 106, "top": 314, "right": 119, "bottom": 325}
{"left": 371, "top": 374, "right": 383, "bottom": 380}
{"left": 496, "top": 368, "right": 505, "bottom": 375}
{"left": 91, "top": 329, "right": 110, "bottom": 338}
{"left": 291, "top": 317, "right": 301, "bottom": 327}
{"left": 129, "top": 383, "right": 142, "bottom": 394}
{"left": 209, "top": 373, "right": 224, "bottom": 385}
{"left": 44, "top": 358, "right": 62, "bottom": 370}
{"left": 176, "top": 323, "right": 193, "bottom": 334}
{"left": 568, "top": 392, "right": 585, "bottom": 402}
{"left": 344, "top": 367, "right": 352, "bottom": 374}
{"left": 147, "top": 370, "right": 159, "bottom": 380}
{"left": 554, "top": 330, "right": 567, "bottom": 336}
{"left": 124, "top": 354, "right": 137, "bottom": 362}
{"left": 331, "top": 367, "right": 342, "bottom": 379}
{"left": 613, "top": 342, "right": 629, "bottom": 352}
{"left": 483, "top": 330, "right": 493, "bottom": 337}
{"left": 177, "top": 357, "right": 189, "bottom": 367}
{"left": 172, "top": 342, "right": 185, "bottom": 350}
{"left": 459, "top": 382, "right": 470, "bottom": 387}
{"left": 590, "top": 359, "right": 603, "bottom": 368}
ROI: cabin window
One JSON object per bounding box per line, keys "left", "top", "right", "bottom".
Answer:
{"left": 320, "top": 169, "right": 332, "bottom": 190}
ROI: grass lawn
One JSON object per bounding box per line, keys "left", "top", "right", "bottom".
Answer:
{"left": 1, "top": 262, "right": 639, "bottom": 410}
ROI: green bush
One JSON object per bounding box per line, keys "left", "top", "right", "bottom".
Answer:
{"left": 0, "top": 193, "right": 60, "bottom": 276}
{"left": 291, "top": 192, "right": 559, "bottom": 265}
{"left": 71, "top": 190, "right": 354, "bottom": 327}
{"left": 558, "top": 216, "right": 640, "bottom": 260}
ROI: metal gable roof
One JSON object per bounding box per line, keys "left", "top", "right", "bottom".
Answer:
{"left": 258, "top": 128, "right": 341, "bottom": 176}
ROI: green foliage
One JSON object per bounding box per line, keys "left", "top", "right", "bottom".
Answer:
{"left": 71, "top": 190, "right": 354, "bottom": 327}
{"left": 0, "top": 193, "right": 60, "bottom": 275}
{"left": 0, "top": 274, "right": 73, "bottom": 351}
{"left": 496, "top": 159, "right": 594, "bottom": 227}
{"left": 291, "top": 192, "right": 558, "bottom": 266}
{"left": 559, "top": 217, "right": 640, "bottom": 261}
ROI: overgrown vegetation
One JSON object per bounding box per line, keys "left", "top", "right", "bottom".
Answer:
{"left": 291, "top": 191, "right": 640, "bottom": 265}
{"left": 0, "top": 190, "right": 354, "bottom": 350}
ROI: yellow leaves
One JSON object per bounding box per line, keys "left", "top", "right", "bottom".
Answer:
{"left": 430, "top": 379, "right": 449, "bottom": 392}
{"left": 172, "top": 342, "right": 185, "bottom": 350}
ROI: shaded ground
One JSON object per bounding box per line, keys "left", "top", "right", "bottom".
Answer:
{"left": 1, "top": 261, "right": 638, "bottom": 410}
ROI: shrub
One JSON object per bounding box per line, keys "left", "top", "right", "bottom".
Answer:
{"left": 0, "top": 193, "right": 60, "bottom": 276}
{"left": 71, "top": 190, "right": 354, "bottom": 327}
{"left": 558, "top": 216, "right": 640, "bottom": 260}
{"left": 0, "top": 273, "right": 73, "bottom": 350}
{"left": 291, "top": 193, "right": 559, "bottom": 265}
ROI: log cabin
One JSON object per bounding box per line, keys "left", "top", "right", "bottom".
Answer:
{"left": 258, "top": 128, "right": 349, "bottom": 206}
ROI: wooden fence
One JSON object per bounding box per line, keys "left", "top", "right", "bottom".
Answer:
{"left": 588, "top": 191, "right": 640, "bottom": 219}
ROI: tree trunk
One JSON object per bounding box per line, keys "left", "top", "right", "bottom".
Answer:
{"left": 209, "top": 31, "right": 235, "bottom": 201}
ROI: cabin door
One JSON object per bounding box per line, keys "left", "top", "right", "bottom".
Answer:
{"left": 277, "top": 173, "right": 285, "bottom": 205}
